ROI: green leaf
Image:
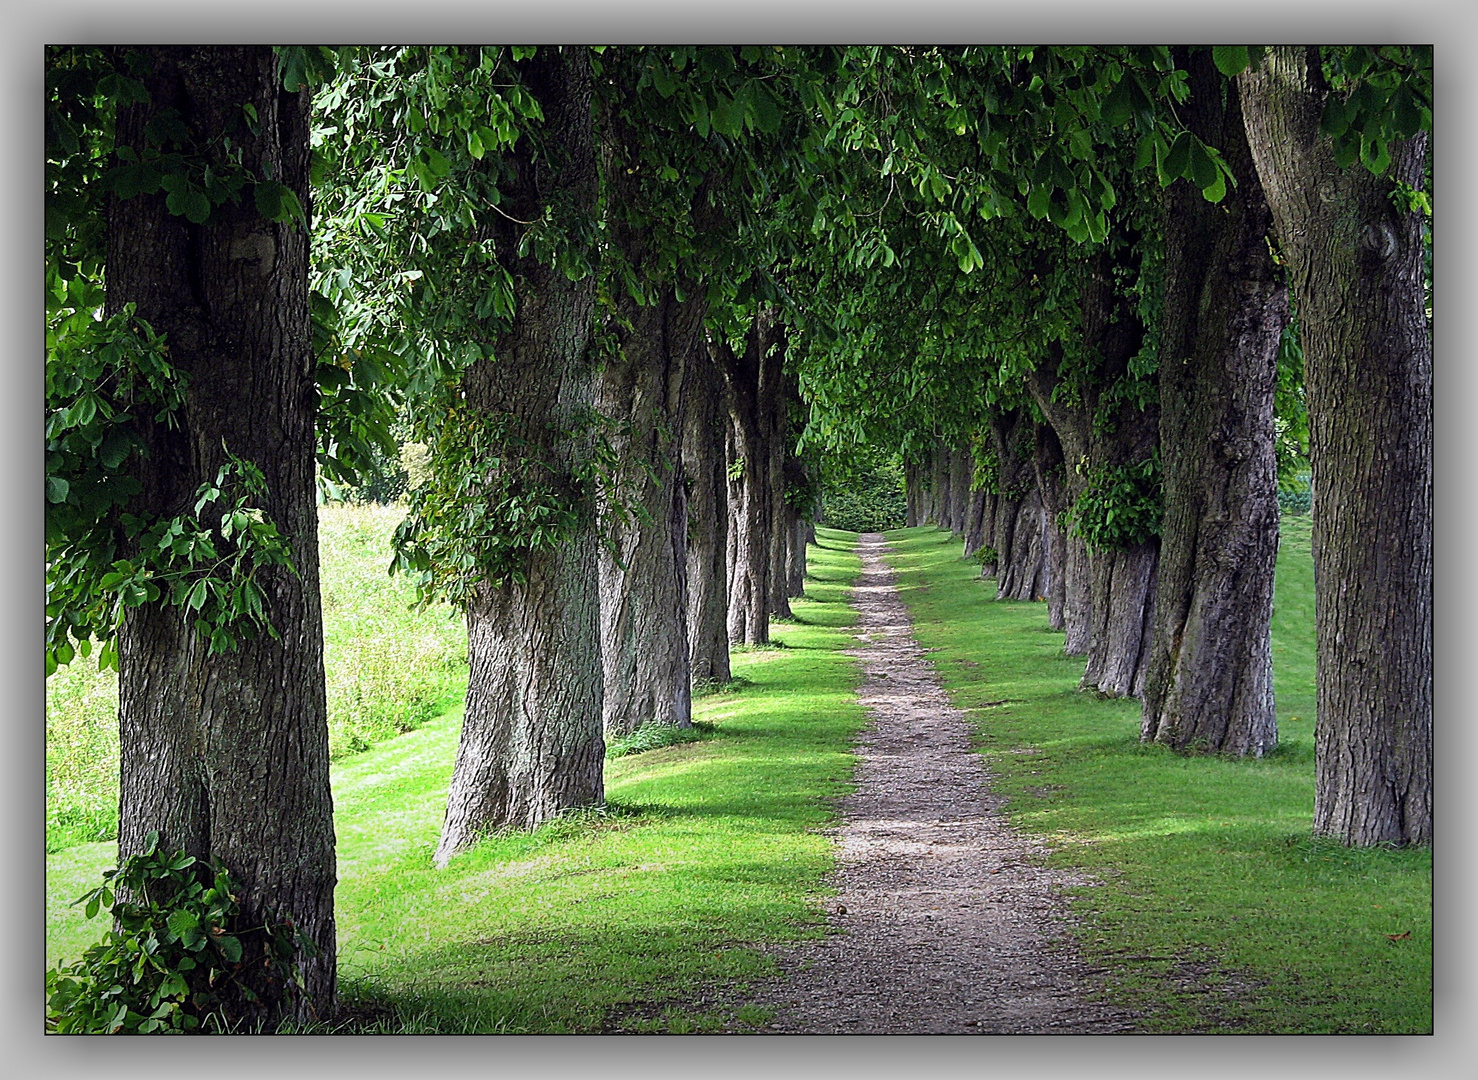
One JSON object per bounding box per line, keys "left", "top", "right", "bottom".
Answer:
{"left": 1187, "top": 139, "right": 1219, "bottom": 191}
{"left": 254, "top": 180, "right": 305, "bottom": 225}
{"left": 165, "top": 184, "right": 212, "bottom": 225}
{"left": 1161, "top": 132, "right": 1193, "bottom": 186}
{"left": 46, "top": 475, "right": 70, "bottom": 504}
{"left": 1212, "top": 46, "right": 1252, "bottom": 78}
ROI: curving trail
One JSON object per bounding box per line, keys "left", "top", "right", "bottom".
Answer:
{"left": 746, "top": 533, "right": 1136, "bottom": 1033}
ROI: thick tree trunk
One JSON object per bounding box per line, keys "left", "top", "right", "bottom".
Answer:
{"left": 595, "top": 288, "right": 694, "bottom": 736}
{"left": 109, "top": 46, "right": 336, "bottom": 1022}
{"left": 948, "top": 446, "right": 973, "bottom": 537}
{"left": 1027, "top": 351, "right": 1093, "bottom": 655}
{"left": 718, "top": 312, "right": 781, "bottom": 644}
{"left": 681, "top": 311, "right": 731, "bottom": 685}
{"left": 1033, "top": 421, "right": 1070, "bottom": 631}
{"left": 783, "top": 455, "right": 811, "bottom": 597}
{"left": 1241, "top": 48, "right": 1432, "bottom": 844}
{"left": 986, "top": 410, "right": 1046, "bottom": 601}
{"left": 1142, "top": 53, "right": 1286, "bottom": 757}
{"left": 930, "top": 440, "right": 952, "bottom": 530}
{"left": 436, "top": 49, "right": 603, "bottom": 864}
{"left": 962, "top": 487, "right": 989, "bottom": 558}
{"left": 904, "top": 459, "right": 923, "bottom": 527}
{"left": 766, "top": 360, "right": 795, "bottom": 619}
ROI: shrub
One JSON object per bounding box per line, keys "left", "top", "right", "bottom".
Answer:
{"left": 821, "top": 459, "right": 907, "bottom": 533}
{"left": 45, "top": 831, "right": 313, "bottom": 1033}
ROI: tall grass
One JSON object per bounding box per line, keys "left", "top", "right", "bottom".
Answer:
{"left": 45, "top": 502, "right": 467, "bottom": 853}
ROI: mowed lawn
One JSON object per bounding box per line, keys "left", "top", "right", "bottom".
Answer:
{"left": 883, "top": 515, "right": 1432, "bottom": 1034}
{"left": 47, "top": 528, "right": 865, "bottom": 1034}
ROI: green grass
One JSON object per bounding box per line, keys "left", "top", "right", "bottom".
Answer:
{"left": 46, "top": 527, "right": 865, "bottom": 1034}
{"left": 44, "top": 502, "right": 468, "bottom": 852}
{"left": 884, "top": 517, "right": 1432, "bottom": 1033}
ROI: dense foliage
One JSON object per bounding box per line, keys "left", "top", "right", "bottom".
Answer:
{"left": 820, "top": 456, "right": 907, "bottom": 533}
{"left": 46, "top": 832, "right": 313, "bottom": 1033}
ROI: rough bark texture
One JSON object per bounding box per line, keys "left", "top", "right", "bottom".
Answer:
{"left": 766, "top": 360, "right": 796, "bottom": 619}
{"left": 109, "top": 46, "right": 336, "bottom": 1022}
{"left": 904, "top": 459, "right": 924, "bottom": 527}
{"left": 436, "top": 49, "right": 604, "bottom": 864}
{"left": 1141, "top": 52, "right": 1286, "bottom": 757}
{"left": 948, "top": 447, "right": 973, "bottom": 537}
{"left": 1026, "top": 350, "right": 1092, "bottom": 656}
{"left": 930, "top": 440, "right": 953, "bottom": 530}
{"left": 718, "top": 312, "right": 782, "bottom": 644}
{"left": 783, "top": 455, "right": 812, "bottom": 598}
{"left": 681, "top": 313, "right": 731, "bottom": 685}
{"left": 987, "top": 410, "right": 1047, "bottom": 603}
{"left": 1241, "top": 48, "right": 1432, "bottom": 844}
{"left": 594, "top": 289, "right": 694, "bottom": 736}
{"left": 1032, "top": 422, "right": 1070, "bottom": 632}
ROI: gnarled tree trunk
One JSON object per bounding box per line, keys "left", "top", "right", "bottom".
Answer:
{"left": 1027, "top": 349, "right": 1093, "bottom": 655}
{"left": 594, "top": 288, "right": 694, "bottom": 736}
{"left": 1241, "top": 48, "right": 1432, "bottom": 844}
{"left": 718, "top": 311, "right": 781, "bottom": 644}
{"left": 1033, "top": 421, "right": 1070, "bottom": 631}
{"left": 1142, "top": 51, "right": 1286, "bottom": 757}
{"left": 681, "top": 310, "right": 731, "bottom": 685}
{"left": 766, "top": 358, "right": 796, "bottom": 620}
{"left": 987, "top": 409, "right": 1047, "bottom": 602}
{"left": 436, "top": 49, "right": 604, "bottom": 864}
{"left": 109, "top": 46, "right": 336, "bottom": 1023}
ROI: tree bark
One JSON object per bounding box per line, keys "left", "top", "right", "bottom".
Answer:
{"left": 783, "top": 454, "right": 811, "bottom": 597}
{"left": 1026, "top": 349, "right": 1093, "bottom": 655}
{"left": 1032, "top": 420, "right": 1070, "bottom": 631}
{"left": 436, "top": 48, "right": 604, "bottom": 864}
{"left": 948, "top": 445, "right": 973, "bottom": 537}
{"left": 986, "top": 409, "right": 1046, "bottom": 602}
{"left": 766, "top": 357, "right": 796, "bottom": 619}
{"left": 109, "top": 46, "right": 336, "bottom": 1023}
{"left": 904, "top": 458, "right": 923, "bottom": 527}
{"left": 1241, "top": 48, "right": 1432, "bottom": 844}
{"left": 595, "top": 288, "right": 694, "bottom": 736}
{"left": 681, "top": 310, "right": 731, "bottom": 684}
{"left": 1142, "top": 52, "right": 1286, "bottom": 757}
{"left": 717, "top": 311, "right": 781, "bottom": 644}
{"left": 1077, "top": 245, "right": 1161, "bottom": 698}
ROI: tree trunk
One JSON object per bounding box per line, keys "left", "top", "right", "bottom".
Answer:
{"left": 595, "top": 288, "right": 693, "bottom": 736}
{"left": 717, "top": 311, "right": 781, "bottom": 644}
{"left": 436, "top": 49, "right": 604, "bottom": 864}
{"left": 1026, "top": 349, "right": 1093, "bottom": 655}
{"left": 904, "top": 459, "right": 923, "bottom": 527}
{"left": 948, "top": 446, "right": 973, "bottom": 537}
{"left": 1033, "top": 421, "right": 1070, "bottom": 631}
{"left": 1142, "top": 52, "right": 1286, "bottom": 757}
{"left": 766, "top": 358, "right": 795, "bottom": 619}
{"left": 109, "top": 46, "right": 336, "bottom": 1023}
{"left": 681, "top": 310, "right": 731, "bottom": 684}
{"left": 930, "top": 440, "right": 952, "bottom": 529}
{"left": 784, "top": 455, "right": 811, "bottom": 597}
{"left": 986, "top": 410, "right": 1046, "bottom": 601}
{"left": 1241, "top": 48, "right": 1432, "bottom": 844}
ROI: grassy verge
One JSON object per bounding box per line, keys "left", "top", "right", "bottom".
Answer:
{"left": 47, "top": 528, "right": 865, "bottom": 1034}
{"left": 884, "top": 518, "right": 1432, "bottom": 1033}
{"left": 44, "top": 502, "right": 467, "bottom": 852}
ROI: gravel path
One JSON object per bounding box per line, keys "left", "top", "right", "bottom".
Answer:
{"left": 745, "top": 533, "right": 1136, "bottom": 1034}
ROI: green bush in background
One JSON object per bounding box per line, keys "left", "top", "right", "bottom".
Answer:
{"left": 820, "top": 456, "right": 907, "bottom": 533}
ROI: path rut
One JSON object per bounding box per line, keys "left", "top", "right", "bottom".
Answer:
{"left": 745, "top": 533, "right": 1136, "bottom": 1033}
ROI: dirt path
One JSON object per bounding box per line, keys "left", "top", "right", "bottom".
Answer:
{"left": 745, "top": 533, "right": 1136, "bottom": 1033}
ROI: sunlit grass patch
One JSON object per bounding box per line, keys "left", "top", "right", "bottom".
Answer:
{"left": 883, "top": 521, "right": 1431, "bottom": 1034}
{"left": 47, "top": 526, "right": 866, "bottom": 1033}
